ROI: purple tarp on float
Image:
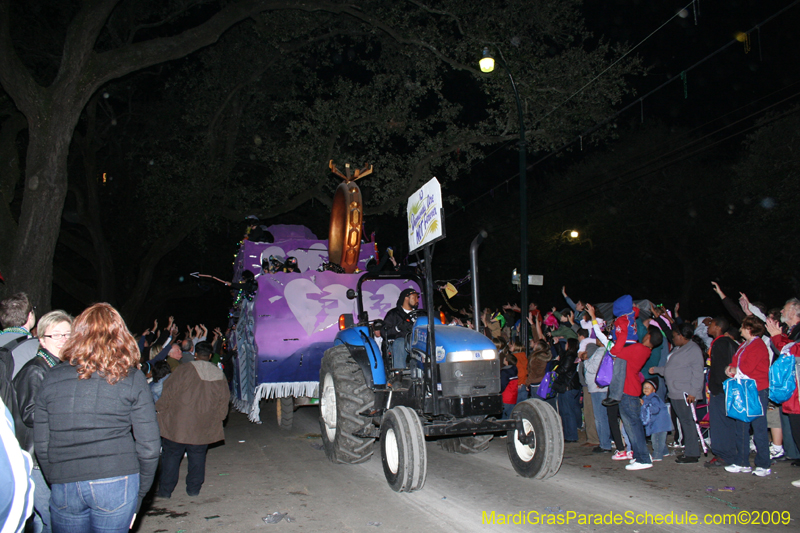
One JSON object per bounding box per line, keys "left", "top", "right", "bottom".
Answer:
{"left": 231, "top": 225, "right": 419, "bottom": 422}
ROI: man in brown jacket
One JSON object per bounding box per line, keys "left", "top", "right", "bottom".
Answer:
{"left": 155, "top": 341, "right": 228, "bottom": 498}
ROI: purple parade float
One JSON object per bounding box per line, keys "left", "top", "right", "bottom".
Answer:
{"left": 230, "top": 164, "right": 420, "bottom": 425}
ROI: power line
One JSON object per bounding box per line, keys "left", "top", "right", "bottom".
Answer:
{"left": 446, "top": 0, "right": 800, "bottom": 222}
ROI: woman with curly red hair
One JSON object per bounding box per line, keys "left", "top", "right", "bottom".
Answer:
{"left": 34, "top": 303, "right": 160, "bottom": 532}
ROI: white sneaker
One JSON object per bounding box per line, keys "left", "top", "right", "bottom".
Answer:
{"left": 752, "top": 467, "right": 772, "bottom": 477}
{"left": 724, "top": 464, "right": 752, "bottom": 473}
{"left": 612, "top": 450, "right": 633, "bottom": 461}
{"left": 770, "top": 445, "right": 785, "bottom": 460}
{"left": 626, "top": 461, "right": 653, "bottom": 471}
{"left": 792, "top": 479, "right": 800, "bottom": 487}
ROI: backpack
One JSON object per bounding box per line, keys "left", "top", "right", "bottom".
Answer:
{"left": 0, "top": 334, "right": 39, "bottom": 379}
{"left": 0, "top": 336, "right": 28, "bottom": 412}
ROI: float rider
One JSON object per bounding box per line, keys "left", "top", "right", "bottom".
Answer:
{"left": 383, "top": 288, "right": 419, "bottom": 369}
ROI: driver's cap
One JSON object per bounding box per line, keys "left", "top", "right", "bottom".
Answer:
{"left": 398, "top": 288, "right": 419, "bottom": 304}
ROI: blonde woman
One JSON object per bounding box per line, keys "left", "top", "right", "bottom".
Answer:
{"left": 13, "top": 310, "right": 73, "bottom": 533}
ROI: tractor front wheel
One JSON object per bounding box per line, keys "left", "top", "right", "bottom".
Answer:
{"left": 506, "top": 399, "right": 563, "bottom": 479}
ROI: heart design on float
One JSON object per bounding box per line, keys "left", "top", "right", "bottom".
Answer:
{"left": 286, "top": 244, "right": 328, "bottom": 272}
{"left": 316, "top": 284, "right": 355, "bottom": 332}
{"left": 285, "top": 278, "right": 324, "bottom": 335}
{"left": 260, "top": 246, "right": 287, "bottom": 264}
{"left": 363, "top": 285, "right": 402, "bottom": 319}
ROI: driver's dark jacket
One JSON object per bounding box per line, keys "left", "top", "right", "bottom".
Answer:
{"left": 384, "top": 306, "right": 414, "bottom": 340}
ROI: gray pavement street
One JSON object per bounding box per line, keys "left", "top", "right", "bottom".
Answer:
{"left": 136, "top": 402, "right": 799, "bottom": 532}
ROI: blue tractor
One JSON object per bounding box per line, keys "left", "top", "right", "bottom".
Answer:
{"left": 318, "top": 234, "right": 564, "bottom": 492}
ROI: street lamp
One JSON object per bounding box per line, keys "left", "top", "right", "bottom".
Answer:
{"left": 480, "top": 46, "right": 528, "bottom": 352}
{"left": 562, "top": 230, "right": 579, "bottom": 239}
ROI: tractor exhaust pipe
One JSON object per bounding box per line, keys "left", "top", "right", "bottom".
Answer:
{"left": 470, "top": 230, "right": 488, "bottom": 331}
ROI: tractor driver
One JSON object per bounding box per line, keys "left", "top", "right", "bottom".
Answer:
{"left": 383, "top": 288, "right": 419, "bottom": 369}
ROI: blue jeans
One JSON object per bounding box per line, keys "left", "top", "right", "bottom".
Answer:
{"left": 590, "top": 391, "right": 613, "bottom": 450}
{"left": 389, "top": 338, "right": 409, "bottom": 369}
{"left": 651, "top": 431, "right": 667, "bottom": 460}
{"left": 502, "top": 403, "right": 515, "bottom": 419}
{"left": 607, "top": 359, "right": 626, "bottom": 402}
{"left": 158, "top": 438, "right": 209, "bottom": 497}
{"left": 709, "top": 392, "right": 737, "bottom": 464}
{"left": 781, "top": 405, "right": 800, "bottom": 459}
{"left": 619, "top": 394, "right": 651, "bottom": 464}
{"left": 50, "top": 474, "right": 138, "bottom": 533}
{"left": 31, "top": 467, "right": 51, "bottom": 533}
{"left": 557, "top": 389, "right": 582, "bottom": 441}
{"left": 733, "top": 389, "right": 770, "bottom": 469}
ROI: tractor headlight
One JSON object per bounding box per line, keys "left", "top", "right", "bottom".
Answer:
{"left": 447, "top": 349, "right": 496, "bottom": 362}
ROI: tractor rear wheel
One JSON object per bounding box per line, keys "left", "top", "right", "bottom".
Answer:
{"left": 380, "top": 406, "right": 427, "bottom": 492}
{"left": 506, "top": 399, "right": 563, "bottom": 479}
{"left": 437, "top": 435, "right": 493, "bottom": 454}
{"left": 277, "top": 397, "right": 294, "bottom": 430}
{"left": 319, "top": 345, "right": 375, "bottom": 464}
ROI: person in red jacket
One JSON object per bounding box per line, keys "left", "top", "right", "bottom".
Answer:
{"left": 724, "top": 315, "right": 771, "bottom": 476}
{"left": 767, "top": 316, "right": 800, "bottom": 488}
{"left": 496, "top": 338, "right": 519, "bottom": 419}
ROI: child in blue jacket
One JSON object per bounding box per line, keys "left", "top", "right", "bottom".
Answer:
{"left": 641, "top": 380, "right": 673, "bottom": 461}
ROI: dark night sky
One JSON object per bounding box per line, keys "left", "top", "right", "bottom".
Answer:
{"left": 402, "top": 0, "right": 800, "bottom": 317}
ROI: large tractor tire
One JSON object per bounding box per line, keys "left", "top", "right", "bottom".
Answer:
{"left": 277, "top": 397, "right": 294, "bottom": 430}
{"left": 380, "top": 406, "right": 427, "bottom": 492}
{"left": 437, "top": 435, "right": 493, "bottom": 454}
{"left": 319, "top": 345, "right": 375, "bottom": 464}
{"left": 507, "top": 399, "right": 563, "bottom": 480}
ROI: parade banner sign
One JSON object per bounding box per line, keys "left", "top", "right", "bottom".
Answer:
{"left": 407, "top": 177, "right": 445, "bottom": 254}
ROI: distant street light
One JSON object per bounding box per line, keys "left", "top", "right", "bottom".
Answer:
{"left": 480, "top": 46, "right": 528, "bottom": 352}
{"left": 562, "top": 229, "right": 579, "bottom": 239}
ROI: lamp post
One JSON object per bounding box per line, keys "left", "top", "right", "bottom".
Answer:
{"left": 480, "top": 47, "right": 528, "bottom": 352}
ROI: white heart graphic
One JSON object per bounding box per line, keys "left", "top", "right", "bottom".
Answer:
{"left": 284, "top": 279, "right": 324, "bottom": 335}
{"left": 286, "top": 244, "right": 328, "bottom": 272}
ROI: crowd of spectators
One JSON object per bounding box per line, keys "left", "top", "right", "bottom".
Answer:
{"left": 452, "top": 284, "right": 800, "bottom": 485}
{"left": 0, "top": 292, "right": 232, "bottom": 533}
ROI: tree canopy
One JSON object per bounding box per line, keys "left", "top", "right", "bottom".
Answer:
{"left": 0, "top": 0, "right": 642, "bottom": 321}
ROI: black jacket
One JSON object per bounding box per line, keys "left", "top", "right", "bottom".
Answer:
{"left": 553, "top": 352, "right": 581, "bottom": 393}
{"left": 12, "top": 354, "right": 53, "bottom": 464}
{"left": 384, "top": 306, "right": 415, "bottom": 340}
{"left": 708, "top": 335, "right": 738, "bottom": 396}
{"left": 34, "top": 364, "right": 160, "bottom": 512}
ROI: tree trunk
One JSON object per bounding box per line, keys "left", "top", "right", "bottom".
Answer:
{"left": 5, "top": 111, "right": 80, "bottom": 310}
{"left": 0, "top": 111, "right": 26, "bottom": 272}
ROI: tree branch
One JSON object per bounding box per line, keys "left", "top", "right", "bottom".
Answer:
{"left": 405, "top": 0, "right": 465, "bottom": 36}
{"left": 56, "top": 0, "right": 121, "bottom": 86}
{"left": 119, "top": 217, "right": 199, "bottom": 321}
{"left": 0, "top": 0, "right": 44, "bottom": 116}
{"left": 365, "top": 133, "right": 518, "bottom": 215}
{"left": 57, "top": 230, "right": 98, "bottom": 269}
{"left": 52, "top": 265, "right": 98, "bottom": 306}
{"left": 90, "top": 1, "right": 479, "bottom": 92}
{"left": 222, "top": 188, "right": 333, "bottom": 222}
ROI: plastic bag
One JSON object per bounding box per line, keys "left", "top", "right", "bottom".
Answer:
{"left": 536, "top": 369, "right": 558, "bottom": 399}
{"left": 724, "top": 372, "right": 763, "bottom": 423}
{"left": 769, "top": 343, "right": 797, "bottom": 404}
{"left": 595, "top": 353, "right": 614, "bottom": 388}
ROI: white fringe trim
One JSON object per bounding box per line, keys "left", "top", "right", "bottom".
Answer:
{"left": 232, "top": 381, "right": 320, "bottom": 424}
